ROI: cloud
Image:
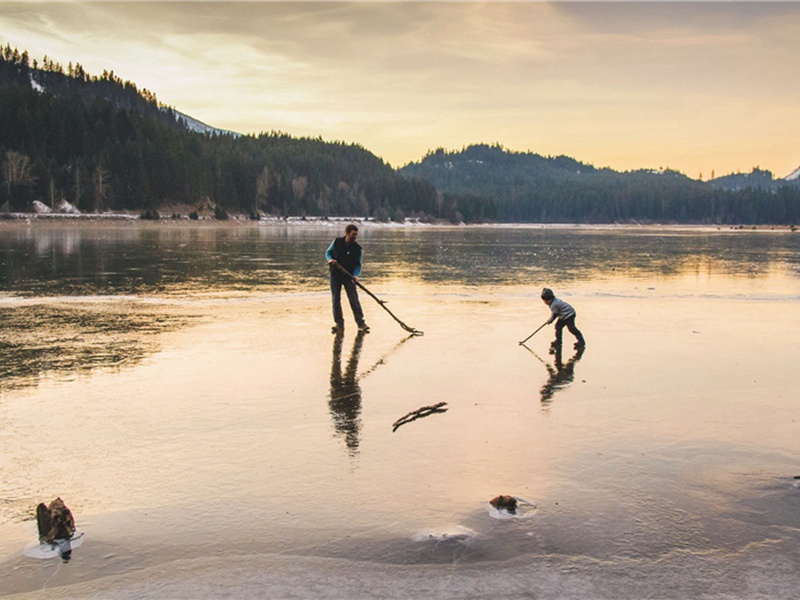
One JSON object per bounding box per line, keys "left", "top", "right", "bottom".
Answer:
{"left": 1, "top": 1, "right": 798, "bottom": 175}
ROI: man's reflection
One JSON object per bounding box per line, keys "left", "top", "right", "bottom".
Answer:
{"left": 539, "top": 344, "right": 585, "bottom": 407}
{"left": 329, "top": 330, "right": 366, "bottom": 455}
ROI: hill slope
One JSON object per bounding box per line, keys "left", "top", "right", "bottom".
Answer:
{"left": 0, "top": 45, "right": 436, "bottom": 218}
{"left": 398, "top": 144, "right": 800, "bottom": 224}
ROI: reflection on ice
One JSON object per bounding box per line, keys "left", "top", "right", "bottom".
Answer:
{"left": 329, "top": 330, "right": 366, "bottom": 455}
{"left": 0, "top": 302, "right": 200, "bottom": 392}
{"left": 1, "top": 224, "right": 800, "bottom": 596}
{"left": 520, "top": 343, "right": 585, "bottom": 407}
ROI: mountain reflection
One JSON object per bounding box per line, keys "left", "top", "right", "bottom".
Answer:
{"left": 2, "top": 224, "right": 798, "bottom": 297}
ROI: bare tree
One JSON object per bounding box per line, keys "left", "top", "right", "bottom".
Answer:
{"left": 3, "top": 151, "right": 35, "bottom": 204}
{"left": 291, "top": 176, "right": 308, "bottom": 201}
{"left": 255, "top": 165, "right": 270, "bottom": 213}
{"left": 92, "top": 165, "right": 111, "bottom": 212}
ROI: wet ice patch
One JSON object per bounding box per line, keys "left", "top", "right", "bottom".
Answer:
{"left": 411, "top": 526, "right": 476, "bottom": 544}
{"left": 23, "top": 531, "right": 84, "bottom": 559}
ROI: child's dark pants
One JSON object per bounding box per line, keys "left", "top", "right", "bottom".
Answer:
{"left": 555, "top": 315, "right": 585, "bottom": 345}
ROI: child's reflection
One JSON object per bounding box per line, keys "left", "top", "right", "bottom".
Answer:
{"left": 539, "top": 344, "right": 585, "bottom": 407}
{"left": 329, "top": 330, "right": 366, "bottom": 455}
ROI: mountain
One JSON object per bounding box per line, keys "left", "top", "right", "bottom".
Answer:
{"left": 398, "top": 144, "right": 716, "bottom": 223}
{"left": 0, "top": 44, "right": 437, "bottom": 219}
{"left": 20, "top": 49, "right": 239, "bottom": 139}
{"left": 399, "top": 144, "right": 600, "bottom": 196}
{"left": 398, "top": 144, "right": 800, "bottom": 224}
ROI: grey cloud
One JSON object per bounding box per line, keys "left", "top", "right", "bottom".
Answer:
{"left": 555, "top": 1, "right": 800, "bottom": 35}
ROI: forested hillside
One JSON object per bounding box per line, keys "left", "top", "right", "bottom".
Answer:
{"left": 398, "top": 145, "right": 800, "bottom": 224}
{"left": 2, "top": 44, "right": 799, "bottom": 224}
{"left": 707, "top": 167, "right": 781, "bottom": 193}
{"left": 0, "top": 45, "right": 438, "bottom": 220}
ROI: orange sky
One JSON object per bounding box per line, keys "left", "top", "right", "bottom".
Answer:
{"left": 2, "top": 1, "right": 798, "bottom": 178}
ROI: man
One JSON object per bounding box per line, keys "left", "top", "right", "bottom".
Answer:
{"left": 326, "top": 224, "right": 369, "bottom": 333}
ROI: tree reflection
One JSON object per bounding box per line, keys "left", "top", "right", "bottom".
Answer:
{"left": 0, "top": 304, "right": 196, "bottom": 392}
{"left": 3, "top": 226, "right": 798, "bottom": 297}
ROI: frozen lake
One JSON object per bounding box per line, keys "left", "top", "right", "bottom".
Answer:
{"left": 1, "top": 222, "right": 799, "bottom": 598}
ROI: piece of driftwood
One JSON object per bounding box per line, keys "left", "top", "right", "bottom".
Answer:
{"left": 489, "top": 495, "right": 518, "bottom": 512}
{"left": 36, "top": 498, "right": 75, "bottom": 543}
{"left": 392, "top": 402, "right": 448, "bottom": 432}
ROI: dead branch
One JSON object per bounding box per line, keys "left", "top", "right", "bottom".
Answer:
{"left": 392, "top": 401, "right": 448, "bottom": 432}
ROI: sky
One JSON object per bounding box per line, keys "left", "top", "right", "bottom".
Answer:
{"left": 1, "top": 1, "right": 799, "bottom": 178}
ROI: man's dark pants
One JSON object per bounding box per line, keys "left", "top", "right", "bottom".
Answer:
{"left": 330, "top": 274, "right": 365, "bottom": 327}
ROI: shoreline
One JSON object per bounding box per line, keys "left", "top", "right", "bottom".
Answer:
{"left": 0, "top": 212, "right": 797, "bottom": 232}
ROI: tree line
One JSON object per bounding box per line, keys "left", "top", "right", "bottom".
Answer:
{"left": 398, "top": 145, "right": 800, "bottom": 225}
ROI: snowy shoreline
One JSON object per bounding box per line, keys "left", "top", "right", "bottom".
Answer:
{"left": 0, "top": 211, "right": 797, "bottom": 232}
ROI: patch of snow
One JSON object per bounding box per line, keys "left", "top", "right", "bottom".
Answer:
{"left": 165, "top": 109, "right": 240, "bottom": 138}
{"left": 783, "top": 166, "right": 800, "bottom": 181}
{"left": 23, "top": 531, "right": 85, "bottom": 560}
{"left": 32, "top": 200, "right": 52, "bottom": 213}
{"left": 29, "top": 75, "right": 44, "bottom": 93}
{"left": 56, "top": 199, "right": 81, "bottom": 215}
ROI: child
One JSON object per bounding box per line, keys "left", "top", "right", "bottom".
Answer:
{"left": 541, "top": 288, "right": 585, "bottom": 350}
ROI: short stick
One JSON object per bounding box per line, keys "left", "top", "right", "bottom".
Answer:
{"left": 518, "top": 321, "right": 549, "bottom": 345}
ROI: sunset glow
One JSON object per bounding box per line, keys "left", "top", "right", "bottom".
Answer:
{"left": 2, "top": 1, "right": 798, "bottom": 178}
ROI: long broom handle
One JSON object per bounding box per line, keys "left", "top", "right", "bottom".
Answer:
{"left": 519, "top": 320, "right": 549, "bottom": 345}
{"left": 331, "top": 262, "right": 423, "bottom": 336}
